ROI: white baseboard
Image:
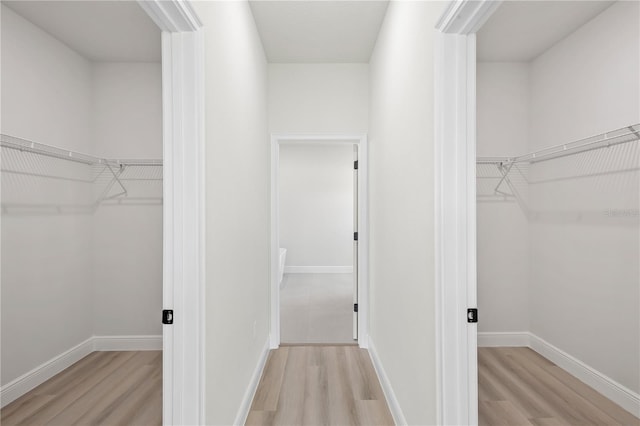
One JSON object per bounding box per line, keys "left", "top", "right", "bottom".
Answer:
{"left": 368, "top": 337, "right": 407, "bottom": 426}
{"left": 479, "top": 331, "right": 640, "bottom": 417}
{"left": 528, "top": 333, "right": 640, "bottom": 418}
{"left": 1, "top": 337, "right": 94, "bottom": 408}
{"left": 0, "top": 334, "right": 163, "bottom": 408}
{"left": 478, "top": 331, "right": 530, "bottom": 347}
{"left": 234, "top": 338, "right": 270, "bottom": 426}
{"left": 92, "top": 335, "right": 162, "bottom": 351}
{"left": 284, "top": 266, "right": 353, "bottom": 274}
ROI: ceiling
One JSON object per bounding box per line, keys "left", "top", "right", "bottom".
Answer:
{"left": 477, "top": 1, "right": 614, "bottom": 62}
{"left": 249, "top": 1, "right": 389, "bottom": 63}
{"left": 3, "top": 0, "right": 161, "bottom": 62}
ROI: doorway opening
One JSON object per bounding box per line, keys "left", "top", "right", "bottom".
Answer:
{"left": 436, "top": 1, "right": 640, "bottom": 424}
{"left": 278, "top": 143, "right": 357, "bottom": 344}
{"left": 270, "top": 134, "right": 369, "bottom": 349}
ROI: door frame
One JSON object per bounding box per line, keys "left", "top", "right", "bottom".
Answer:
{"left": 137, "top": 1, "right": 205, "bottom": 425}
{"left": 434, "top": 1, "right": 501, "bottom": 425}
{"left": 270, "top": 133, "right": 369, "bottom": 349}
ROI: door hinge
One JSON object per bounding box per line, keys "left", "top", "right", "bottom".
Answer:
{"left": 354, "top": 303, "right": 359, "bottom": 313}
{"left": 163, "top": 309, "right": 174, "bottom": 325}
{"left": 467, "top": 308, "right": 478, "bottom": 323}
{"left": 354, "top": 232, "right": 358, "bottom": 241}
{"left": 354, "top": 160, "right": 358, "bottom": 170}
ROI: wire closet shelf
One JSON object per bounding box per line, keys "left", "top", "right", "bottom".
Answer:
{"left": 476, "top": 124, "right": 640, "bottom": 215}
{"left": 1, "top": 134, "right": 163, "bottom": 214}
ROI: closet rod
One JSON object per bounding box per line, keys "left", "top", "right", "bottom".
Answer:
{"left": 2, "top": 134, "right": 98, "bottom": 165}
{"left": 508, "top": 124, "right": 639, "bottom": 165}
{"left": 0, "top": 134, "right": 162, "bottom": 166}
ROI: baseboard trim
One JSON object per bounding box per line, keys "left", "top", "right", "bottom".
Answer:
{"left": 1, "top": 337, "right": 94, "bottom": 408}
{"left": 368, "top": 337, "right": 407, "bottom": 426}
{"left": 234, "top": 338, "right": 270, "bottom": 426}
{"left": 284, "top": 266, "right": 353, "bottom": 274}
{"left": 478, "top": 331, "right": 530, "bottom": 347}
{"left": 479, "top": 331, "right": 640, "bottom": 417}
{"left": 1, "top": 334, "right": 163, "bottom": 408}
{"left": 528, "top": 333, "right": 640, "bottom": 418}
{"left": 92, "top": 335, "right": 162, "bottom": 351}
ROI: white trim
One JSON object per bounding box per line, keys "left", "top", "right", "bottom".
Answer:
{"left": 434, "top": 2, "right": 501, "bottom": 425}
{"left": 283, "top": 266, "right": 353, "bottom": 274}
{"left": 233, "top": 338, "right": 271, "bottom": 426}
{"left": 92, "top": 335, "right": 163, "bottom": 351}
{"left": 368, "top": 337, "right": 407, "bottom": 426}
{"left": 477, "top": 332, "right": 530, "bottom": 348}
{"left": 0, "top": 337, "right": 93, "bottom": 408}
{"left": 434, "top": 29, "right": 476, "bottom": 426}
{"left": 161, "top": 29, "right": 206, "bottom": 426}
{"left": 0, "top": 335, "right": 166, "bottom": 408}
{"left": 140, "top": 2, "right": 205, "bottom": 425}
{"left": 271, "top": 133, "right": 369, "bottom": 350}
{"left": 138, "top": 0, "right": 201, "bottom": 32}
{"left": 529, "top": 334, "right": 640, "bottom": 418}
{"left": 477, "top": 331, "right": 640, "bottom": 417}
{"left": 436, "top": 0, "right": 502, "bottom": 34}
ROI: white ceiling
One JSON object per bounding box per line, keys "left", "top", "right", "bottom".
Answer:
{"left": 477, "top": 1, "right": 614, "bottom": 62}
{"left": 3, "top": 0, "right": 161, "bottom": 62}
{"left": 249, "top": 1, "right": 389, "bottom": 63}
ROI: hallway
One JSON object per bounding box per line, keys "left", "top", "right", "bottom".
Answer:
{"left": 246, "top": 346, "right": 394, "bottom": 425}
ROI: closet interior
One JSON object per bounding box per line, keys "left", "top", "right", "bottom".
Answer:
{"left": 1, "top": 1, "right": 163, "bottom": 424}
{"left": 476, "top": 1, "right": 639, "bottom": 425}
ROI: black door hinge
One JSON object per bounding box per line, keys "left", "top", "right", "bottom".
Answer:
{"left": 354, "top": 303, "right": 359, "bottom": 313}
{"left": 354, "top": 232, "right": 358, "bottom": 241}
{"left": 467, "top": 308, "right": 478, "bottom": 323}
{"left": 163, "top": 309, "right": 174, "bottom": 325}
{"left": 354, "top": 160, "right": 359, "bottom": 170}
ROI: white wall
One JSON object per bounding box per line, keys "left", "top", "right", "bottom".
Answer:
{"left": 268, "top": 63, "right": 368, "bottom": 134}
{"left": 91, "top": 62, "right": 162, "bottom": 336}
{"left": 191, "top": 2, "right": 271, "bottom": 424}
{"left": 527, "top": 1, "right": 640, "bottom": 393}
{"left": 279, "top": 144, "right": 353, "bottom": 269}
{"left": 1, "top": 4, "right": 94, "bottom": 386}
{"left": 476, "top": 62, "right": 530, "bottom": 333}
{"left": 368, "top": 2, "right": 445, "bottom": 424}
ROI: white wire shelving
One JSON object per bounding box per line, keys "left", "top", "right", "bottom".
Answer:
{"left": 476, "top": 124, "right": 640, "bottom": 217}
{"left": 1, "top": 134, "right": 163, "bottom": 214}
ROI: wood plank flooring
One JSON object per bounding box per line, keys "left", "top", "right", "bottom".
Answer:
{"left": 246, "top": 345, "right": 394, "bottom": 426}
{"left": 479, "top": 347, "right": 640, "bottom": 426}
{"left": 1, "top": 351, "right": 161, "bottom": 426}
{"left": 4, "top": 346, "right": 636, "bottom": 426}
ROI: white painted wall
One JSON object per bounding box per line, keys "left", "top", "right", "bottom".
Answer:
{"left": 528, "top": 1, "right": 640, "bottom": 393}
{"left": 191, "top": 2, "right": 271, "bottom": 424}
{"left": 0, "top": 4, "right": 94, "bottom": 386}
{"left": 368, "top": 2, "right": 446, "bottom": 424}
{"left": 279, "top": 144, "right": 353, "bottom": 268}
{"left": 476, "top": 62, "right": 530, "bottom": 333}
{"left": 268, "top": 63, "right": 368, "bottom": 134}
{"left": 91, "top": 62, "right": 162, "bottom": 336}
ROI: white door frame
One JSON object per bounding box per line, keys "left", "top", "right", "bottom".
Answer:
{"left": 434, "top": 1, "right": 501, "bottom": 425}
{"left": 270, "top": 133, "right": 369, "bottom": 349}
{"left": 138, "top": 1, "right": 205, "bottom": 425}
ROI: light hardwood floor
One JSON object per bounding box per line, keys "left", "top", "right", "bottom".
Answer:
{"left": 479, "top": 347, "right": 640, "bottom": 426}
{"left": 1, "top": 351, "right": 161, "bottom": 426}
{"left": 246, "top": 345, "right": 394, "bottom": 426}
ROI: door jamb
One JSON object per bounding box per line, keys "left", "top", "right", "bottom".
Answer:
{"left": 137, "top": 1, "right": 205, "bottom": 425}
{"left": 434, "top": 1, "right": 501, "bottom": 425}
{"left": 270, "top": 133, "right": 369, "bottom": 349}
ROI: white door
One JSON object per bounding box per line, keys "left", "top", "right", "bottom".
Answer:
{"left": 353, "top": 144, "right": 359, "bottom": 340}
